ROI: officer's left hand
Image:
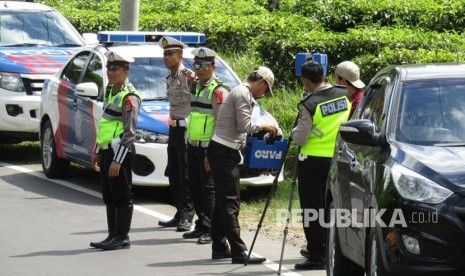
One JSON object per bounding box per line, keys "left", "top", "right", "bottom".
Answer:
{"left": 204, "top": 156, "right": 211, "bottom": 172}
{"left": 109, "top": 161, "right": 121, "bottom": 177}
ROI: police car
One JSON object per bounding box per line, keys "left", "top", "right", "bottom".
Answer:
{"left": 40, "top": 31, "right": 283, "bottom": 187}
{"left": 0, "top": 1, "right": 95, "bottom": 142}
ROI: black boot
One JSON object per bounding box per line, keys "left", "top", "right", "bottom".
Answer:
{"left": 90, "top": 205, "right": 116, "bottom": 248}
{"left": 100, "top": 204, "right": 133, "bottom": 250}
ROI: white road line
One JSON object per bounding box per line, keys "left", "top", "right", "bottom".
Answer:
{"left": 0, "top": 162, "right": 302, "bottom": 276}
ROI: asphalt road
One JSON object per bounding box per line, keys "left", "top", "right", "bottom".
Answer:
{"left": 0, "top": 160, "right": 325, "bottom": 276}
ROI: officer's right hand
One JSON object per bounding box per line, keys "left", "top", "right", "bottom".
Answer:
{"left": 92, "top": 154, "right": 100, "bottom": 172}
{"left": 262, "top": 124, "right": 278, "bottom": 137}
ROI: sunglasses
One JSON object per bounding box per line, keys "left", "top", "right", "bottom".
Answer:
{"left": 163, "top": 50, "right": 180, "bottom": 57}
{"left": 106, "top": 64, "right": 125, "bottom": 71}
{"left": 194, "top": 61, "right": 213, "bottom": 70}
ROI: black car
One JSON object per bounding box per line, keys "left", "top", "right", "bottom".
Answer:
{"left": 325, "top": 63, "right": 465, "bottom": 276}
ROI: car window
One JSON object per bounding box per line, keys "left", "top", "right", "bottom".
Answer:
{"left": 82, "top": 54, "right": 104, "bottom": 96}
{"left": 0, "top": 10, "right": 83, "bottom": 46}
{"left": 396, "top": 80, "right": 465, "bottom": 145}
{"left": 129, "top": 58, "right": 167, "bottom": 100}
{"left": 61, "top": 51, "right": 91, "bottom": 85}
{"left": 359, "top": 78, "right": 388, "bottom": 132}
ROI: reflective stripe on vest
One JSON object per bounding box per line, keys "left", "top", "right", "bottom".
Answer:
{"left": 188, "top": 79, "right": 219, "bottom": 141}
{"left": 97, "top": 84, "right": 140, "bottom": 145}
{"left": 300, "top": 95, "right": 351, "bottom": 157}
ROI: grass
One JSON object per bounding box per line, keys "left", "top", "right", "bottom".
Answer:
{"left": 239, "top": 179, "right": 304, "bottom": 241}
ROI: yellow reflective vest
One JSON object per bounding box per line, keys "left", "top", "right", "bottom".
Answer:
{"left": 300, "top": 87, "right": 351, "bottom": 157}
{"left": 187, "top": 79, "right": 221, "bottom": 141}
{"left": 97, "top": 83, "right": 140, "bottom": 145}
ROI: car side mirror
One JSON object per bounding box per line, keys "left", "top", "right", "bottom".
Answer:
{"left": 75, "top": 82, "right": 99, "bottom": 97}
{"left": 339, "top": 119, "right": 380, "bottom": 146}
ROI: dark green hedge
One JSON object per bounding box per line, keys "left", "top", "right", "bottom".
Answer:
{"left": 289, "top": 0, "right": 465, "bottom": 33}
{"left": 256, "top": 27, "right": 465, "bottom": 86}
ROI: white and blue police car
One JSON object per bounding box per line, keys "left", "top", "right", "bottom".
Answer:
{"left": 40, "top": 31, "right": 283, "bottom": 187}
{"left": 0, "top": 1, "right": 95, "bottom": 142}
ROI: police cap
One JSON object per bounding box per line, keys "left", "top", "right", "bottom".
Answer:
{"left": 159, "top": 36, "right": 187, "bottom": 51}
{"left": 105, "top": 50, "right": 134, "bottom": 67}
{"left": 191, "top": 47, "right": 217, "bottom": 62}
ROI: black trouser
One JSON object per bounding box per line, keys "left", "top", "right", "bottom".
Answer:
{"left": 207, "top": 141, "right": 247, "bottom": 255}
{"left": 297, "top": 155, "right": 332, "bottom": 259}
{"left": 167, "top": 126, "right": 194, "bottom": 221}
{"left": 187, "top": 144, "right": 215, "bottom": 230}
{"left": 100, "top": 148, "right": 133, "bottom": 207}
{"left": 100, "top": 148, "right": 134, "bottom": 238}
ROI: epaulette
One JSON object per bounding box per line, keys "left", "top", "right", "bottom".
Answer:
{"left": 214, "top": 79, "right": 231, "bottom": 92}
{"left": 126, "top": 82, "right": 137, "bottom": 93}
{"left": 181, "top": 68, "right": 194, "bottom": 76}
{"left": 181, "top": 68, "right": 196, "bottom": 82}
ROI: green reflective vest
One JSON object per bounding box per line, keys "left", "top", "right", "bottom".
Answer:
{"left": 187, "top": 79, "right": 222, "bottom": 141}
{"left": 300, "top": 87, "right": 351, "bottom": 157}
{"left": 97, "top": 83, "right": 140, "bottom": 145}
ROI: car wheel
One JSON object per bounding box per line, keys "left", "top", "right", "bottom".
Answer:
{"left": 366, "top": 228, "right": 387, "bottom": 276}
{"left": 326, "top": 201, "right": 365, "bottom": 276}
{"left": 41, "top": 120, "right": 70, "bottom": 178}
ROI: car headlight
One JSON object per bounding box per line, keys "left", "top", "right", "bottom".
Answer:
{"left": 135, "top": 129, "right": 168, "bottom": 144}
{"left": 391, "top": 163, "right": 453, "bottom": 204}
{"left": 0, "top": 72, "right": 25, "bottom": 92}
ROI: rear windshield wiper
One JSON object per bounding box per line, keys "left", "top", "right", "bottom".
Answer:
{"left": 434, "top": 143, "right": 465, "bottom": 147}
{"left": 53, "top": 43, "right": 82, "bottom": 47}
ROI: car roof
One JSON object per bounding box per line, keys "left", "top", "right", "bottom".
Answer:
{"left": 0, "top": 1, "right": 53, "bottom": 11}
{"left": 375, "top": 63, "right": 465, "bottom": 82}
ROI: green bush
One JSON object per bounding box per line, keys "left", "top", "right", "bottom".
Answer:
{"left": 288, "top": 0, "right": 465, "bottom": 33}
{"left": 256, "top": 26, "right": 465, "bottom": 85}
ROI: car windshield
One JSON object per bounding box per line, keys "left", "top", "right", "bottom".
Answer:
{"left": 0, "top": 10, "right": 84, "bottom": 47}
{"left": 129, "top": 57, "right": 241, "bottom": 100}
{"left": 396, "top": 79, "right": 465, "bottom": 146}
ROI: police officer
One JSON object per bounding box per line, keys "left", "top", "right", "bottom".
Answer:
{"left": 183, "top": 47, "right": 229, "bottom": 243}
{"left": 157, "top": 37, "right": 196, "bottom": 231}
{"left": 334, "top": 61, "right": 365, "bottom": 117}
{"left": 206, "top": 66, "right": 277, "bottom": 264}
{"left": 292, "top": 61, "right": 351, "bottom": 270}
{"left": 90, "top": 50, "right": 141, "bottom": 250}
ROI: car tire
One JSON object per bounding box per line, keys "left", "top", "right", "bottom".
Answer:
{"left": 326, "top": 201, "right": 365, "bottom": 276}
{"left": 366, "top": 228, "right": 387, "bottom": 276}
{"left": 41, "top": 120, "right": 70, "bottom": 178}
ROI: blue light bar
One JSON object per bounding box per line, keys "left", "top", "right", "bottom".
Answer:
{"left": 97, "top": 31, "right": 206, "bottom": 45}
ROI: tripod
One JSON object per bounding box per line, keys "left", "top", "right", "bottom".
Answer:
{"left": 246, "top": 114, "right": 300, "bottom": 275}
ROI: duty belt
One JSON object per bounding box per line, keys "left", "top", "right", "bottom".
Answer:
{"left": 188, "top": 139, "right": 210, "bottom": 148}
{"left": 99, "top": 143, "right": 111, "bottom": 150}
{"left": 211, "top": 134, "right": 244, "bottom": 150}
{"left": 170, "top": 119, "right": 186, "bottom": 127}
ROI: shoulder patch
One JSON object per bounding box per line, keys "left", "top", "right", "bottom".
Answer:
{"left": 125, "top": 96, "right": 136, "bottom": 112}
{"left": 214, "top": 88, "right": 224, "bottom": 104}
{"left": 320, "top": 98, "right": 348, "bottom": 117}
